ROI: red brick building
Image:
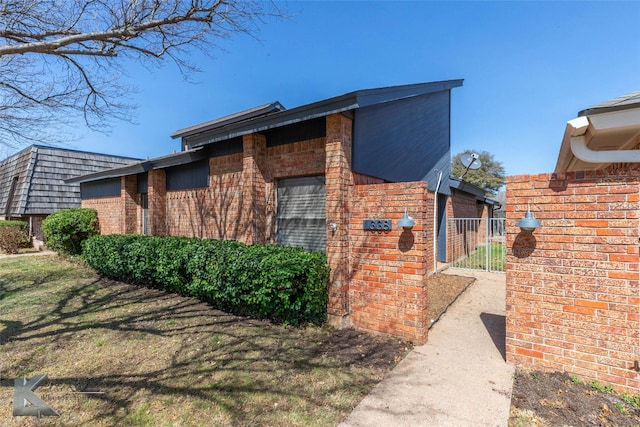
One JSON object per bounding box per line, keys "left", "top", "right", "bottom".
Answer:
{"left": 69, "top": 81, "right": 495, "bottom": 344}
{"left": 506, "top": 91, "right": 640, "bottom": 392}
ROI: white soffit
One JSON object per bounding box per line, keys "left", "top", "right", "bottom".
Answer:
{"left": 589, "top": 108, "right": 640, "bottom": 131}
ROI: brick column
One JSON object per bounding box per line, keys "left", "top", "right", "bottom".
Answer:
{"left": 326, "top": 113, "right": 354, "bottom": 327}
{"left": 148, "top": 169, "right": 166, "bottom": 235}
{"left": 122, "top": 175, "right": 138, "bottom": 234}
{"left": 506, "top": 169, "right": 640, "bottom": 393}
{"left": 242, "top": 133, "right": 267, "bottom": 245}
{"left": 349, "top": 182, "right": 431, "bottom": 343}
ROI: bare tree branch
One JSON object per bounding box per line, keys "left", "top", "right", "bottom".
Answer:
{"left": 0, "top": 0, "right": 285, "bottom": 147}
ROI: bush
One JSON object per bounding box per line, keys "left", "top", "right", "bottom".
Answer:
{"left": 0, "top": 220, "right": 29, "bottom": 254}
{"left": 82, "top": 235, "right": 329, "bottom": 325}
{"left": 42, "top": 208, "right": 99, "bottom": 255}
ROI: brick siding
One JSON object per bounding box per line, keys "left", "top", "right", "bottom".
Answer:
{"left": 506, "top": 168, "right": 640, "bottom": 393}
{"left": 83, "top": 196, "right": 123, "bottom": 235}
{"left": 325, "top": 113, "right": 354, "bottom": 325}
{"left": 81, "top": 113, "right": 462, "bottom": 344}
{"left": 350, "top": 181, "right": 432, "bottom": 343}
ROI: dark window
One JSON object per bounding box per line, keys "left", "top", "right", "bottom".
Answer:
{"left": 80, "top": 178, "right": 121, "bottom": 199}
{"left": 165, "top": 159, "right": 209, "bottom": 191}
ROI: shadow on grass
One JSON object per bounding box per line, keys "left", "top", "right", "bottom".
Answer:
{"left": 0, "top": 257, "right": 407, "bottom": 426}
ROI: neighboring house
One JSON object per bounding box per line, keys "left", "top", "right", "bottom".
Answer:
{"left": 0, "top": 145, "right": 140, "bottom": 247}
{"left": 506, "top": 90, "right": 640, "bottom": 393}
{"left": 443, "top": 177, "right": 501, "bottom": 264}
{"left": 69, "top": 80, "right": 495, "bottom": 343}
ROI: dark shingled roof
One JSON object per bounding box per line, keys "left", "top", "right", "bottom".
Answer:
{"left": 0, "top": 145, "right": 139, "bottom": 216}
{"left": 579, "top": 90, "right": 640, "bottom": 117}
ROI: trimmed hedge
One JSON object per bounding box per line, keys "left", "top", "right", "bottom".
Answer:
{"left": 42, "top": 208, "right": 99, "bottom": 255}
{"left": 0, "top": 220, "right": 29, "bottom": 254}
{"left": 81, "top": 235, "right": 329, "bottom": 325}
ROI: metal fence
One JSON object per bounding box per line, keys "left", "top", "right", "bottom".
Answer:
{"left": 448, "top": 217, "right": 506, "bottom": 273}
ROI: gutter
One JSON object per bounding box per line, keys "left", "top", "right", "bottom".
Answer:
{"left": 568, "top": 116, "right": 640, "bottom": 164}
{"left": 433, "top": 171, "right": 443, "bottom": 274}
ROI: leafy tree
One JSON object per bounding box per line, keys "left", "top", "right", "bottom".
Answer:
{"left": 451, "top": 150, "right": 506, "bottom": 194}
{"left": 0, "top": 0, "right": 284, "bottom": 147}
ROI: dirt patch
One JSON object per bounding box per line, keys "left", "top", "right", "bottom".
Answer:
{"left": 317, "top": 328, "right": 409, "bottom": 370}
{"left": 427, "top": 272, "right": 475, "bottom": 328}
{"left": 509, "top": 370, "right": 640, "bottom": 426}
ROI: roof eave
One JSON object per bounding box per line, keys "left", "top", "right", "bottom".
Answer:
{"left": 171, "top": 101, "right": 286, "bottom": 139}
{"left": 555, "top": 108, "right": 640, "bottom": 173}
{"left": 449, "top": 177, "right": 494, "bottom": 202}
{"left": 186, "top": 96, "right": 360, "bottom": 147}
{"left": 184, "top": 79, "right": 464, "bottom": 148}
{"left": 65, "top": 147, "right": 207, "bottom": 183}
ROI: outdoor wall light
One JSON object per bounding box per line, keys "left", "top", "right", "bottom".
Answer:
{"left": 329, "top": 222, "right": 338, "bottom": 232}
{"left": 518, "top": 205, "right": 540, "bottom": 232}
{"left": 397, "top": 208, "right": 415, "bottom": 229}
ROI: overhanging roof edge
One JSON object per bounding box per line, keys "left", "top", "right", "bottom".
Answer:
{"left": 189, "top": 103, "right": 359, "bottom": 148}
{"left": 180, "top": 79, "right": 464, "bottom": 146}
{"left": 65, "top": 147, "right": 206, "bottom": 184}
{"left": 449, "top": 177, "right": 494, "bottom": 202}
{"left": 171, "top": 101, "right": 286, "bottom": 139}
{"left": 578, "top": 90, "right": 640, "bottom": 117}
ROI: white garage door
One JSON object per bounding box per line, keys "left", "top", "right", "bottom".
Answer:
{"left": 276, "top": 176, "right": 326, "bottom": 252}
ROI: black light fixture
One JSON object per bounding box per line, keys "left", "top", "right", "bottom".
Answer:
{"left": 518, "top": 204, "right": 540, "bottom": 232}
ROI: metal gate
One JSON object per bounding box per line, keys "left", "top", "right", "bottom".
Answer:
{"left": 448, "top": 218, "right": 506, "bottom": 273}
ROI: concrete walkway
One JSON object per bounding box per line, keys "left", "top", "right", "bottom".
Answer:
{"left": 340, "top": 270, "right": 514, "bottom": 427}
{"left": 0, "top": 250, "right": 55, "bottom": 259}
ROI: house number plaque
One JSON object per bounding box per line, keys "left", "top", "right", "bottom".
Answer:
{"left": 363, "top": 219, "right": 392, "bottom": 231}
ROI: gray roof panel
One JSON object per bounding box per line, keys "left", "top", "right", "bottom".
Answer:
{"left": 65, "top": 146, "right": 207, "bottom": 183}
{"left": 179, "top": 80, "right": 464, "bottom": 148}
{"left": 579, "top": 90, "right": 640, "bottom": 116}
{"left": 172, "top": 102, "right": 286, "bottom": 139}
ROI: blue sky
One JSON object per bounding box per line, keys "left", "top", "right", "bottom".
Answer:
{"left": 61, "top": 1, "right": 639, "bottom": 177}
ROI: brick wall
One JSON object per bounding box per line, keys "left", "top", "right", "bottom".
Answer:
{"left": 83, "top": 197, "right": 123, "bottom": 235}
{"left": 506, "top": 168, "right": 640, "bottom": 393}
{"left": 123, "top": 175, "right": 138, "bottom": 234}
{"left": 80, "top": 113, "right": 445, "bottom": 344}
{"left": 165, "top": 154, "right": 244, "bottom": 239}
{"left": 241, "top": 133, "right": 267, "bottom": 245}
{"left": 148, "top": 169, "right": 166, "bottom": 235}
{"left": 350, "top": 181, "right": 432, "bottom": 344}
{"left": 326, "top": 113, "right": 353, "bottom": 326}
{"left": 163, "top": 138, "right": 327, "bottom": 241}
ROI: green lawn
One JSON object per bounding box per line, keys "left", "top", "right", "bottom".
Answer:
{"left": 453, "top": 242, "right": 505, "bottom": 272}
{"left": 0, "top": 255, "right": 410, "bottom": 426}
